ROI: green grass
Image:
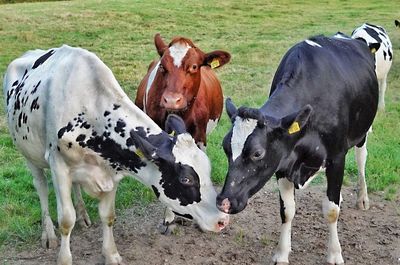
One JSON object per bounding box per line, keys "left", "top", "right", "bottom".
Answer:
{"left": 0, "top": 0, "right": 399, "bottom": 249}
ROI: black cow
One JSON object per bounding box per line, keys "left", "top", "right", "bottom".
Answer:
{"left": 217, "top": 35, "right": 379, "bottom": 264}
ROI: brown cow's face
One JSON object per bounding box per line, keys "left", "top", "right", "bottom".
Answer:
{"left": 158, "top": 42, "right": 204, "bottom": 112}
{"left": 152, "top": 34, "right": 231, "bottom": 113}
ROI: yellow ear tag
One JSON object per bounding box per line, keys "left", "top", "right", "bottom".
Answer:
{"left": 169, "top": 130, "right": 176, "bottom": 137}
{"left": 370, "top": 47, "right": 376, "bottom": 53}
{"left": 288, "top": 121, "right": 301, "bottom": 134}
{"left": 210, "top": 58, "right": 220, "bottom": 69}
{"left": 135, "top": 149, "right": 145, "bottom": 158}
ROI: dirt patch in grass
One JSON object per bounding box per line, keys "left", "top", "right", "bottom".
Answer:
{"left": 2, "top": 183, "right": 400, "bottom": 265}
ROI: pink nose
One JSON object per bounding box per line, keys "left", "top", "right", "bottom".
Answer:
{"left": 220, "top": 198, "right": 231, "bottom": 214}
{"left": 217, "top": 215, "right": 230, "bottom": 231}
{"left": 161, "top": 94, "right": 187, "bottom": 110}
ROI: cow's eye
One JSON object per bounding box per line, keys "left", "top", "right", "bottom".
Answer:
{"left": 179, "top": 175, "right": 193, "bottom": 186}
{"left": 251, "top": 149, "right": 265, "bottom": 161}
{"left": 189, "top": 64, "right": 198, "bottom": 73}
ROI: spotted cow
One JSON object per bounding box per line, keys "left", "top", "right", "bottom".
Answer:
{"left": 216, "top": 35, "right": 379, "bottom": 264}
{"left": 395, "top": 20, "right": 400, "bottom": 27}
{"left": 3, "top": 45, "right": 229, "bottom": 265}
{"left": 135, "top": 34, "right": 231, "bottom": 150}
{"left": 352, "top": 23, "right": 393, "bottom": 110}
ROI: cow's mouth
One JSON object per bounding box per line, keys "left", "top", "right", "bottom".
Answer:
{"left": 165, "top": 107, "right": 188, "bottom": 114}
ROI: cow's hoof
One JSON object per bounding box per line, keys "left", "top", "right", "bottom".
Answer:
{"left": 41, "top": 231, "right": 58, "bottom": 249}
{"left": 157, "top": 222, "right": 177, "bottom": 235}
{"left": 356, "top": 197, "right": 370, "bottom": 210}
{"left": 76, "top": 210, "right": 92, "bottom": 228}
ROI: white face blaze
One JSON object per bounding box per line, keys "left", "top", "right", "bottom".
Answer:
{"left": 169, "top": 42, "right": 191, "bottom": 68}
{"left": 231, "top": 117, "right": 258, "bottom": 161}
{"left": 144, "top": 61, "right": 160, "bottom": 112}
{"left": 305, "top": 39, "right": 322, "bottom": 48}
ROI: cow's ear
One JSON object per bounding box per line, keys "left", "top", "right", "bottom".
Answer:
{"left": 225, "top": 97, "right": 238, "bottom": 121}
{"left": 204, "top": 50, "right": 231, "bottom": 69}
{"left": 368, "top": 43, "right": 380, "bottom": 54}
{"left": 280, "top": 105, "right": 313, "bottom": 135}
{"left": 129, "top": 130, "right": 159, "bottom": 161}
{"left": 154, "top": 33, "right": 168, "bottom": 56}
{"left": 165, "top": 114, "right": 187, "bottom": 136}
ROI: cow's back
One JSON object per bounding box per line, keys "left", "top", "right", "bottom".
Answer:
{"left": 266, "top": 36, "right": 378, "bottom": 149}
{"left": 4, "top": 45, "right": 131, "bottom": 168}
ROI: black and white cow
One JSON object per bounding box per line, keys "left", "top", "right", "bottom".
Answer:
{"left": 3, "top": 45, "right": 229, "bottom": 265}
{"left": 352, "top": 23, "right": 393, "bottom": 110}
{"left": 216, "top": 35, "right": 379, "bottom": 264}
{"left": 395, "top": 20, "right": 400, "bottom": 28}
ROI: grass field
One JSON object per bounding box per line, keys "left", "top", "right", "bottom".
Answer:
{"left": 0, "top": 0, "right": 399, "bottom": 250}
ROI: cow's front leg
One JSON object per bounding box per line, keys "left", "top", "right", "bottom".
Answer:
{"left": 50, "top": 160, "right": 75, "bottom": 265}
{"left": 99, "top": 185, "right": 124, "bottom": 265}
{"left": 273, "top": 177, "right": 295, "bottom": 265}
{"left": 324, "top": 155, "right": 345, "bottom": 265}
{"left": 158, "top": 207, "right": 176, "bottom": 235}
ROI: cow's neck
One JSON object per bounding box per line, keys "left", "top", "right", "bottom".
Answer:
{"left": 260, "top": 85, "right": 302, "bottom": 119}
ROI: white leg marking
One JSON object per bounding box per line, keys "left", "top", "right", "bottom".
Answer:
{"left": 378, "top": 75, "right": 387, "bottom": 110}
{"left": 322, "top": 197, "right": 344, "bottom": 265}
{"left": 273, "top": 178, "right": 295, "bottom": 264}
{"left": 231, "top": 117, "right": 258, "bottom": 161}
{"left": 206, "top": 119, "right": 218, "bottom": 134}
{"left": 99, "top": 186, "right": 123, "bottom": 265}
{"left": 355, "top": 139, "right": 369, "bottom": 210}
{"left": 27, "top": 161, "right": 58, "bottom": 249}
{"left": 164, "top": 207, "right": 175, "bottom": 225}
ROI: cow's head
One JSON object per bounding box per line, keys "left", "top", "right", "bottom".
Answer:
{"left": 153, "top": 33, "right": 230, "bottom": 112}
{"left": 130, "top": 114, "right": 229, "bottom": 232}
{"left": 217, "top": 99, "right": 320, "bottom": 214}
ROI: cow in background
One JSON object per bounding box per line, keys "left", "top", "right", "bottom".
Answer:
{"left": 135, "top": 34, "right": 231, "bottom": 150}
{"left": 4, "top": 45, "right": 229, "bottom": 265}
{"left": 352, "top": 23, "right": 393, "bottom": 110}
{"left": 217, "top": 35, "right": 379, "bottom": 264}
{"left": 395, "top": 20, "right": 400, "bottom": 27}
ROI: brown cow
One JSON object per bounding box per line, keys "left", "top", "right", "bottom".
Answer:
{"left": 135, "top": 34, "right": 231, "bottom": 150}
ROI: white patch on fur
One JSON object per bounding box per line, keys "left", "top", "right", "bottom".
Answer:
{"left": 143, "top": 61, "right": 160, "bottom": 113}
{"left": 231, "top": 117, "right": 258, "bottom": 161}
{"left": 206, "top": 119, "right": 218, "bottom": 134}
{"left": 298, "top": 166, "right": 325, "bottom": 189}
{"left": 305, "top": 39, "right": 322, "bottom": 47}
{"left": 169, "top": 42, "right": 191, "bottom": 68}
{"left": 273, "top": 178, "right": 295, "bottom": 263}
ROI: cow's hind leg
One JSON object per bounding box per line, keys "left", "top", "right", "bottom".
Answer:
{"left": 27, "top": 161, "right": 58, "bottom": 249}
{"left": 323, "top": 154, "right": 345, "bottom": 265}
{"left": 355, "top": 136, "right": 369, "bottom": 210}
{"left": 72, "top": 184, "right": 92, "bottom": 228}
{"left": 378, "top": 75, "right": 387, "bottom": 110}
{"left": 273, "top": 176, "right": 295, "bottom": 265}
{"left": 98, "top": 184, "right": 124, "bottom": 265}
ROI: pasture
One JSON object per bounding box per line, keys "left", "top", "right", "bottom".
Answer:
{"left": 0, "top": 0, "right": 399, "bottom": 263}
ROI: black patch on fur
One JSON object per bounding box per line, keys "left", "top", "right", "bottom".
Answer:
{"left": 113, "top": 104, "right": 121, "bottom": 110}
{"left": 58, "top": 122, "right": 73, "bottom": 139}
{"left": 30, "top": 97, "right": 40, "bottom": 111}
{"left": 172, "top": 211, "right": 193, "bottom": 220}
{"left": 104, "top": 111, "right": 111, "bottom": 117}
{"left": 31, "top": 80, "right": 41, "bottom": 94}
{"left": 32, "top": 50, "right": 55, "bottom": 69}
{"left": 76, "top": 134, "right": 86, "bottom": 142}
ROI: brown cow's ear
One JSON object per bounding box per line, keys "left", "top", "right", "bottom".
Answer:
{"left": 204, "top": 50, "right": 231, "bottom": 69}
{"left": 154, "top": 33, "right": 168, "bottom": 56}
